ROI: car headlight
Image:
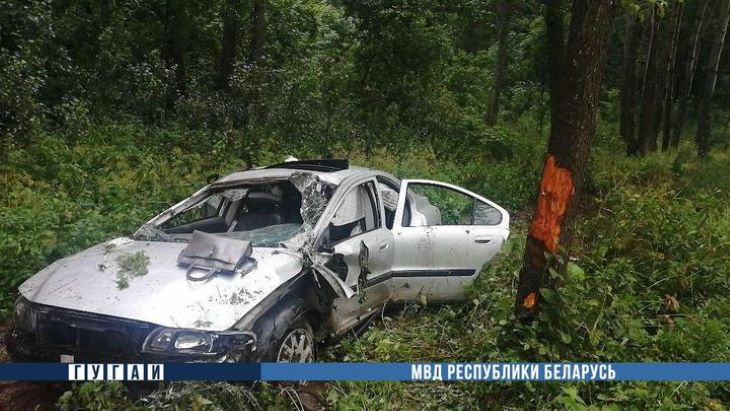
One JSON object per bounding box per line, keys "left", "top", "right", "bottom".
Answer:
{"left": 142, "top": 327, "right": 256, "bottom": 356}
{"left": 174, "top": 331, "right": 213, "bottom": 350}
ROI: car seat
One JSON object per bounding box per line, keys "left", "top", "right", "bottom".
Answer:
{"left": 233, "top": 192, "right": 283, "bottom": 231}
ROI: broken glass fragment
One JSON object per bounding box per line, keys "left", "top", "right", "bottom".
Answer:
{"left": 289, "top": 172, "right": 332, "bottom": 235}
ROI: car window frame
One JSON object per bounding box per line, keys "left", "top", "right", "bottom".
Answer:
{"left": 161, "top": 193, "right": 228, "bottom": 229}
{"left": 393, "top": 179, "right": 507, "bottom": 230}
{"left": 317, "top": 178, "right": 384, "bottom": 247}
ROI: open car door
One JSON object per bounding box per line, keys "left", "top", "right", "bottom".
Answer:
{"left": 390, "top": 179, "right": 509, "bottom": 302}
{"left": 315, "top": 178, "right": 394, "bottom": 333}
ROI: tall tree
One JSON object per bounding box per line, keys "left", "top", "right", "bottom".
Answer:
{"left": 485, "top": 0, "right": 510, "bottom": 126}
{"left": 660, "top": 1, "right": 683, "bottom": 151}
{"left": 217, "top": 0, "right": 243, "bottom": 91}
{"left": 620, "top": 13, "right": 641, "bottom": 155}
{"left": 636, "top": 7, "right": 656, "bottom": 100}
{"left": 248, "top": 0, "right": 267, "bottom": 65}
{"left": 515, "top": 0, "right": 617, "bottom": 320}
{"left": 637, "top": 5, "right": 660, "bottom": 154}
{"left": 246, "top": 0, "right": 268, "bottom": 123}
{"left": 672, "top": 0, "right": 710, "bottom": 149}
{"left": 695, "top": 0, "right": 730, "bottom": 157}
{"left": 161, "top": 0, "right": 192, "bottom": 110}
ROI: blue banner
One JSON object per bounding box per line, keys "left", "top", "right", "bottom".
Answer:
{"left": 0, "top": 363, "right": 727, "bottom": 382}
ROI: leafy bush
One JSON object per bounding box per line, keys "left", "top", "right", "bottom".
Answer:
{"left": 58, "top": 382, "right": 133, "bottom": 411}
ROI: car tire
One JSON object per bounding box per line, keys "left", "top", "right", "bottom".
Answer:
{"left": 270, "top": 316, "right": 316, "bottom": 363}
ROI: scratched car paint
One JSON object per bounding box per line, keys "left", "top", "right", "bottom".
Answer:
{"left": 6, "top": 160, "right": 509, "bottom": 363}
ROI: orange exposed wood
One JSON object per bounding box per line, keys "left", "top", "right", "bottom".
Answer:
{"left": 523, "top": 292, "right": 537, "bottom": 309}
{"left": 529, "top": 155, "right": 574, "bottom": 253}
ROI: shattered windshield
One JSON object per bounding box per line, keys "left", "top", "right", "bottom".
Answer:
{"left": 288, "top": 171, "right": 333, "bottom": 234}
{"left": 133, "top": 173, "right": 335, "bottom": 247}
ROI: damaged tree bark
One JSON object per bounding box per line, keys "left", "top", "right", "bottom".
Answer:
{"left": 515, "top": 0, "right": 617, "bottom": 320}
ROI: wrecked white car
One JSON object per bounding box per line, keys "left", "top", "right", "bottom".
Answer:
{"left": 7, "top": 160, "right": 509, "bottom": 363}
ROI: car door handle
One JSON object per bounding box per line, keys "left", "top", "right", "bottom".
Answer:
{"left": 379, "top": 242, "right": 390, "bottom": 250}
{"left": 474, "top": 237, "right": 492, "bottom": 244}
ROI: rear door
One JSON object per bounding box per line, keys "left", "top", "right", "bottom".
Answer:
{"left": 390, "top": 179, "right": 509, "bottom": 302}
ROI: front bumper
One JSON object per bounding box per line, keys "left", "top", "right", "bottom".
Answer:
{"left": 6, "top": 299, "right": 252, "bottom": 363}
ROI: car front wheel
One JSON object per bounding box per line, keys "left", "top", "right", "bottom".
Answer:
{"left": 274, "top": 318, "right": 315, "bottom": 363}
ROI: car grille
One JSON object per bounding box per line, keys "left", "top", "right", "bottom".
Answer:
{"left": 31, "top": 304, "right": 156, "bottom": 359}
{"left": 38, "top": 319, "right": 128, "bottom": 353}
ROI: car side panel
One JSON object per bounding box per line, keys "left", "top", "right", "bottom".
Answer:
{"left": 388, "top": 225, "right": 507, "bottom": 301}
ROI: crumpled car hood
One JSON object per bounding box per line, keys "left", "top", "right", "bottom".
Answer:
{"left": 18, "top": 237, "right": 303, "bottom": 331}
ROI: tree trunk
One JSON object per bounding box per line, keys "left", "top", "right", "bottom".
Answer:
{"left": 485, "top": 0, "right": 510, "bottom": 126}
{"left": 245, "top": 0, "right": 268, "bottom": 124}
{"left": 695, "top": 0, "right": 730, "bottom": 157}
{"left": 672, "top": 0, "right": 709, "bottom": 149}
{"left": 248, "top": 0, "right": 267, "bottom": 65}
{"left": 515, "top": 0, "right": 617, "bottom": 320}
{"left": 620, "top": 14, "right": 641, "bottom": 155}
{"left": 544, "top": 0, "right": 565, "bottom": 119}
{"left": 650, "top": 2, "right": 679, "bottom": 152}
{"left": 637, "top": 6, "right": 660, "bottom": 155}
{"left": 660, "top": 2, "right": 683, "bottom": 151}
{"left": 217, "top": 0, "right": 242, "bottom": 91}
{"left": 162, "top": 0, "right": 190, "bottom": 111}
{"left": 637, "top": 7, "right": 655, "bottom": 97}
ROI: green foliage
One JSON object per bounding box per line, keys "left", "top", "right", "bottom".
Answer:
{"left": 58, "top": 381, "right": 134, "bottom": 411}
{"left": 57, "top": 381, "right": 292, "bottom": 410}
{"left": 0, "top": 123, "right": 251, "bottom": 313}
{"left": 115, "top": 251, "right": 150, "bottom": 289}
{"left": 0, "top": 0, "right": 561, "bottom": 159}
{"left": 139, "top": 382, "right": 289, "bottom": 410}
{"left": 0, "top": 0, "right": 54, "bottom": 146}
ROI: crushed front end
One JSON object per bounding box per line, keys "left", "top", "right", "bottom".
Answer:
{"left": 6, "top": 297, "right": 256, "bottom": 363}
